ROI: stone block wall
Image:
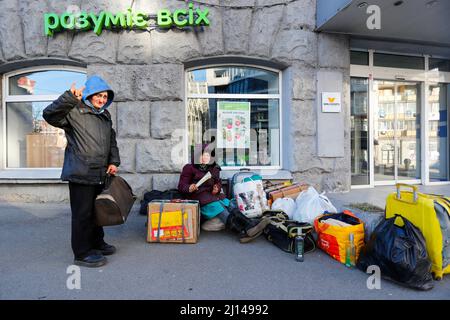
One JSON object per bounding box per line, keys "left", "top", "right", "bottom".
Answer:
{"left": 0, "top": 0, "right": 350, "bottom": 202}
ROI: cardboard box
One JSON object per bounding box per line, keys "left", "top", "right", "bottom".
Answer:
{"left": 147, "top": 200, "right": 200, "bottom": 244}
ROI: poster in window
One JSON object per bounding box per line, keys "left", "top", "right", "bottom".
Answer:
{"left": 217, "top": 101, "right": 251, "bottom": 149}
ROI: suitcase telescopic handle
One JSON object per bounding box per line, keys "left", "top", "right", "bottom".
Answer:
{"left": 396, "top": 183, "right": 418, "bottom": 203}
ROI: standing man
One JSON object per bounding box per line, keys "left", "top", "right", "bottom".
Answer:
{"left": 43, "top": 75, "right": 120, "bottom": 268}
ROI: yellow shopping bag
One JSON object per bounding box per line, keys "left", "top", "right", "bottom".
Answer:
{"left": 314, "top": 211, "right": 365, "bottom": 265}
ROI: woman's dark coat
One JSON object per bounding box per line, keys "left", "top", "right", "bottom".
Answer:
{"left": 178, "top": 164, "right": 225, "bottom": 206}
{"left": 43, "top": 90, "right": 120, "bottom": 185}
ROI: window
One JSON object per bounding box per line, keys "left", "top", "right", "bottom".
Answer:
{"left": 3, "top": 67, "right": 86, "bottom": 169}
{"left": 374, "top": 53, "right": 424, "bottom": 70}
{"left": 350, "top": 51, "right": 369, "bottom": 66}
{"left": 429, "top": 58, "right": 450, "bottom": 72}
{"left": 186, "top": 66, "right": 281, "bottom": 168}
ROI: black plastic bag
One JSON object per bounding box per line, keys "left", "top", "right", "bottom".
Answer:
{"left": 139, "top": 189, "right": 183, "bottom": 215}
{"left": 357, "top": 214, "right": 434, "bottom": 291}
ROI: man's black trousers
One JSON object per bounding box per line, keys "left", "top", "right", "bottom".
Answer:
{"left": 69, "top": 182, "right": 105, "bottom": 259}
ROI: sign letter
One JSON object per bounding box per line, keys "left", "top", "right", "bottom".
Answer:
{"left": 157, "top": 9, "right": 172, "bottom": 28}
{"left": 44, "top": 13, "right": 61, "bottom": 36}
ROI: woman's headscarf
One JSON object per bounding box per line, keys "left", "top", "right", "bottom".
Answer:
{"left": 192, "top": 143, "right": 219, "bottom": 172}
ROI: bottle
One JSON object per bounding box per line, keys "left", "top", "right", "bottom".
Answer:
{"left": 345, "top": 233, "right": 355, "bottom": 267}
{"left": 294, "top": 235, "right": 304, "bottom": 262}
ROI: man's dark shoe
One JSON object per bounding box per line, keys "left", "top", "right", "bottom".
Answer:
{"left": 95, "top": 243, "right": 116, "bottom": 256}
{"left": 74, "top": 254, "right": 107, "bottom": 268}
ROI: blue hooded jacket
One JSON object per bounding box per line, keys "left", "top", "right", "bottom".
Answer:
{"left": 82, "top": 75, "right": 114, "bottom": 113}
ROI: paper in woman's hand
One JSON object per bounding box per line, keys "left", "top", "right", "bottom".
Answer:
{"left": 195, "top": 171, "right": 212, "bottom": 188}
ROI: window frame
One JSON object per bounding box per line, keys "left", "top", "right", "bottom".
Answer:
{"left": 1, "top": 65, "right": 86, "bottom": 179}
{"left": 185, "top": 63, "right": 283, "bottom": 171}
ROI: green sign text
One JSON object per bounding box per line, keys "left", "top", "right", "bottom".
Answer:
{"left": 44, "top": 3, "right": 210, "bottom": 36}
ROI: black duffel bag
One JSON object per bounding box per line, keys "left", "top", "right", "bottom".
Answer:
{"left": 263, "top": 211, "right": 316, "bottom": 255}
{"left": 94, "top": 175, "right": 137, "bottom": 226}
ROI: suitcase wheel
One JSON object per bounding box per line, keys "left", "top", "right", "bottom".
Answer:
{"left": 432, "top": 273, "right": 443, "bottom": 281}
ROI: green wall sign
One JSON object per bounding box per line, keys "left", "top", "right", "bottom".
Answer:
{"left": 44, "top": 3, "right": 210, "bottom": 36}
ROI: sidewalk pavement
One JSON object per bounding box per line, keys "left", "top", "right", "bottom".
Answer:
{"left": 0, "top": 185, "right": 449, "bottom": 300}
{"left": 327, "top": 184, "right": 450, "bottom": 210}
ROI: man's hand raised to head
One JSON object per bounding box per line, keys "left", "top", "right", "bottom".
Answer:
{"left": 70, "top": 82, "right": 85, "bottom": 101}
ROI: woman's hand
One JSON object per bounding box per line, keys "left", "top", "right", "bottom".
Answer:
{"left": 212, "top": 184, "right": 221, "bottom": 195}
{"left": 106, "top": 164, "right": 118, "bottom": 175}
{"left": 70, "top": 82, "right": 85, "bottom": 101}
{"left": 189, "top": 184, "right": 198, "bottom": 193}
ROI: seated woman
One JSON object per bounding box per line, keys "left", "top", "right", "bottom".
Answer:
{"left": 177, "top": 145, "right": 270, "bottom": 242}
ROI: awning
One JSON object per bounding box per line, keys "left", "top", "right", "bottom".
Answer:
{"left": 316, "top": 0, "right": 450, "bottom": 46}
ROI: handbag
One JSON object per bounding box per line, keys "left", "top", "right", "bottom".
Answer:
{"left": 94, "top": 174, "right": 137, "bottom": 226}
{"left": 263, "top": 211, "right": 316, "bottom": 255}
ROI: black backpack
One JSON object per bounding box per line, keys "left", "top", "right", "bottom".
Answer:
{"left": 139, "top": 189, "right": 184, "bottom": 215}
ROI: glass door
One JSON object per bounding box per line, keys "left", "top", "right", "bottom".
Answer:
{"left": 351, "top": 78, "right": 370, "bottom": 185}
{"left": 373, "top": 81, "right": 396, "bottom": 182}
{"left": 428, "top": 83, "right": 449, "bottom": 182}
{"left": 373, "top": 80, "right": 421, "bottom": 184}
{"left": 396, "top": 82, "right": 421, "bottom": 180}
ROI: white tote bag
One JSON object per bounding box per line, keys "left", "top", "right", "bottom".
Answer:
{"left": 234, "top": 179, "right": 263, "bottom": 218}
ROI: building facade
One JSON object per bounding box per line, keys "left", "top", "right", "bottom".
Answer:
{"left": 0, "top": 0, "right": 448, "bottom": 202}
